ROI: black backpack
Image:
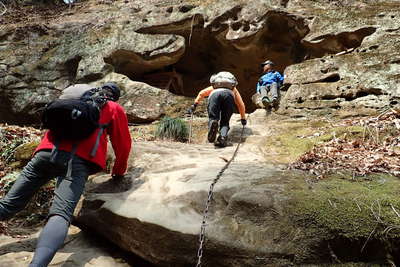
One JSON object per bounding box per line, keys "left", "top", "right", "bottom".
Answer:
{"left": 41, "top": 87, "right": 110, "bottom": 141}
{"left": 42, "top": 86, "right": 114, "bottom": 169}
{"left": 41, "top": 85, "right": 117, "bottom": 177}
{"left": 41, "top": 99, "right": 100, "bottom": 140}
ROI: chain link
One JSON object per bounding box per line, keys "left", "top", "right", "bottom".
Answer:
{"left": 188, "top": 113, "right": 194, "bottom": 144}
{"left": 195, "top": 125, "right": 246, "bottom": 267}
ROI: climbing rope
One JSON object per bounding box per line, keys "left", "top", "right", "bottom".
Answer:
{"left": 195, "top": 124, "right": 246, "bottom": 267}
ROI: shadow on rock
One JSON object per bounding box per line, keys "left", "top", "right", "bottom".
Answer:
{"left": 87, "top": 167, "right": 145, "bottom": 194}
{"left": 228, "top": 124, "right": 254, "bottom": 144}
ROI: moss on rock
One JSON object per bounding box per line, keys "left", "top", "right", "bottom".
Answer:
{"left": 283, "top": 173, "right": 400, "bottom": 263}
{"left": 261, "top": 118, "right": 364, "bottom": 164}
{"left": 289, "top": 174, "right": 400, "bottom": 239}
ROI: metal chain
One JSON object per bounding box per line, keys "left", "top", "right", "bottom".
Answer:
{"left": 195, "top": 125, "right": 246, "bottom": 267}
{"left": 188, "top": 113, "right": 194, "bottom": 143}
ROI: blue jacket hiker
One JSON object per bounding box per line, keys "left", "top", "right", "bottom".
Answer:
{"left": 256, "top": 60, "right": 284, "bottom": 109}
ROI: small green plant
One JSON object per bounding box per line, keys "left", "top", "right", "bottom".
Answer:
{"left": 155, "top": 116, "right": 189, "bottom": 142}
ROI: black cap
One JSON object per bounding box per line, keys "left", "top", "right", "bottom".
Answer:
{"left": 102, "top": 82, "right": 121, "bottom": 101}
{"left": 261, "top": 60, "right": 275, "bottom": 66}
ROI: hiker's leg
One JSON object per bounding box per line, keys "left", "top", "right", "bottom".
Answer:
{"left": 48, "top": 155, "right": 90, "bottom": 223}
{"left": 207, "top": 93, "right": 222, "bottom": 142}
{"left": 207, "top": 93, "right": 221, "bottom": 122}
{"left": 259, "top": 86, "right": 267, "bottom": 99}
{"left": 30, "top": 155, "right": 90, "bottom": 266}
{"left": 0, "top": 151, "right": 61, "bottom": 220}
{"left": 270, "top": 82, "right": 280, "bottom": 109}
{"left": 219, "top": 93, "right": 234, "bottom": 138}
{"left": 270, "top": 82, "right": 279, "bottom": 101}
{"left": 259, "top": 85, "right": 271, "bottom": 107}
{"left": 213, "top": 92, "right": 234, "bottom": 148}
{"left": 29, "top": 215, "right": 68, "bottom": 267}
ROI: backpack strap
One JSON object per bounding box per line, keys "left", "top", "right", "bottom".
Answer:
{"left": 90, "top": 123, "right": 109, "bottom": 157}
{"left": 66, "top": 143, "right": 78, "bottom": 178}
{"left": 49, "top": 140, "right": 60, "bottom": 164}
{"left": 49, "top": 140, "right": 77, "bottom": 178}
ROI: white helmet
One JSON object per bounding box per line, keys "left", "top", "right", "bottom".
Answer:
{"left": 210, "top": 71, "right": 238, "bottom": 89}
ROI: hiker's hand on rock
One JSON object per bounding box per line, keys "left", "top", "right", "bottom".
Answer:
{"left": 187, "top": 103, "right": 197, "bottom": 114}
{"left": 241, "top": 119, "right": 247, "bottom": 126}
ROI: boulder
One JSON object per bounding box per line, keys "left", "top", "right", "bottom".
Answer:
{"left": 76, "top": 111, "right": 400, "bottom": 265}
{"left": 3, "top": 0, "right": 399, "bottom": 124}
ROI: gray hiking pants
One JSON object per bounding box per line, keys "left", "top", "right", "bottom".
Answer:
{"left": 0, "top": 150, "right": 92, "bottom": 223}
{"left": 259, "top": 82, "right": 279, "bottom": 101}
{"left": 207, "top": 88, "right": 234, "bottom": 138}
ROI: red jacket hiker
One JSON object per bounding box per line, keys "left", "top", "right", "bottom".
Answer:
{"left": 36, "top": 100, "right": 131, "bottom": 175}
{"left": 0, "top": 82, "right": 132, "bottom": 267}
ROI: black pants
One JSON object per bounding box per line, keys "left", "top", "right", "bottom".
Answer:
{"left": 207, "top": 89, "right": 234, "bottom": 138}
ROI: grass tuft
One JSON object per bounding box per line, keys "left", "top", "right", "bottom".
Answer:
{"left": 155, "top": 116, "right": 189, "bottom": 142}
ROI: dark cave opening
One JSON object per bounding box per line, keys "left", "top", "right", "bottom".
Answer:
{"left": 102, "top": 11, "right": 376, "bottom": 112}
{"left": 105, "top": 11, "right": 309, "bottom": 112}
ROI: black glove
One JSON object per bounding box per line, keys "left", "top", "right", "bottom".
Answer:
{"left": 241, "top": 119, "right": 247, "bottom": 126}
{"left": 187, "top": 103, "right": 197, "bottom": 114}
{"left": 111, "top": 174, "right": 124, "bottom": 181}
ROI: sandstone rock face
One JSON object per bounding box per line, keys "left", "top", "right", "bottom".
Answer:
{"left": 88, "top": 72, "right": 189, "bottom": 123}
{"left": 281, "top": 1, "right": 400, "bottom": 117}
{"left": 2, "top": 0, "right": 399, "bottom": 124}
{"left": 77, "top": 111, "right": 297, "bottom": 266}
{"left": 76, "top": 110, "right": 400, "bottom": 266}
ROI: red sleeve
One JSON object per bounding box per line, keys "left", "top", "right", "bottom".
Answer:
{"left": 108, "top": 104, "right": 132, "bottom": 175}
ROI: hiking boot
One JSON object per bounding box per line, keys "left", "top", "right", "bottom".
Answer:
{"left": 261, "top": 97, "right": 271, "bottom": 108}
{"left": 208, "top": 120, "right": 219, "bottom": 143}
{"left": 272, "top": 98, "right": 279, "bottom": 110}
{"left": 215, "top": 135, "right": 227, "bottom": 147}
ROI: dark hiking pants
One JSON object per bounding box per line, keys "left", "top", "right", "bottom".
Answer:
{"left": 260, "top": 82, "right": 279, "bottom": 100}
{"left": 0, "top": 150, "right": 91, "bottom": 223}
{"left": 207, "top": 88, "right": 234, "bottom": 138}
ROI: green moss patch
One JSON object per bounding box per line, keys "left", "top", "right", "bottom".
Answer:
{"left": 289, "top": 174, "right": 400, "bottom": 240}
{"left": 262, "top": 118, "right": 364, "bottom": 164}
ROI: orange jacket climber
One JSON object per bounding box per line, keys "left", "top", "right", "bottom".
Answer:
{"left": 194, "top": 86, "right": 246, "bottom": 120}
{"left": 188, "top": 71, "right": 247, "bottom": 147}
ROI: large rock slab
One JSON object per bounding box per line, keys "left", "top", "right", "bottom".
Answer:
{"left": 76, "top": 111, "right": 400, "bottom": 266}
{"left": 77, "top": 111, "right": 294, "bottom": 266}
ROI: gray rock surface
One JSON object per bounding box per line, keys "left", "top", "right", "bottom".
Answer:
{"left": 0, "top": 225, "right": 136, "bottom": 267}
{"left": 77, "top": 111, "right": 296, "bottom": 266}
{"left": 75, "top": 109, "right": 400, "bottom": 266}
{"left": 1, "top": 0, "right": 399, "bottom": 124}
